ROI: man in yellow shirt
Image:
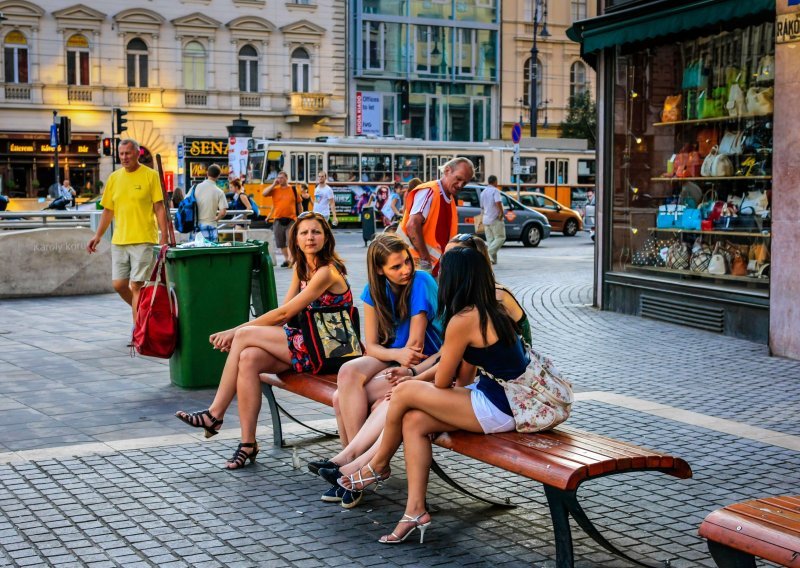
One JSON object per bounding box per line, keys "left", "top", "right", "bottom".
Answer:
{"left": 86, "top": 139, "right": 169, "bottom": 326}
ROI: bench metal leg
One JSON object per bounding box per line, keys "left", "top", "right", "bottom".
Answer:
{"left": 261, "top": 384, "right": 338, "bottom": 448}
{"left": 706, "top": 541, "right": 757, "bottom": 568}
{"left": 544, "top": 485, "right": 660, "bottom": 568}
{"left": 429, "top": 459, "right": 516, "bottom": 509}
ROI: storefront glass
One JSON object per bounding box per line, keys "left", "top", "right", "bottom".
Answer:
{"left": 611, "top": 21, "right": 774, "bottom": 292}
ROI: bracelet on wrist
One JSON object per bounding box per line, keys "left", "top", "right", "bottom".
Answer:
{"left": 409, "top": 366, "right": 417, "bottom": 377}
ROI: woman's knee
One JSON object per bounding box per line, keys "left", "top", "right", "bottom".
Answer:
{"left": 332, "top": 390, "right": 341, "bottom": 413}
{"left": 337, "top": 359, "right": 367, "bottom": 389}
{"left": 238, "top": 346, "right": 267, "bottom": 371}
{"left": 402, "top": 410, "right": 431, "bottom": 436}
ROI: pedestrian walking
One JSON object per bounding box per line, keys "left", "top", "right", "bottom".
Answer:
{"left": 479, "top": 174, "right": 506, "bottom": 264}
{"left": 86, "top": 138, "right": 169, "bottom": 328}
{"left": 263, "top": 171, "right": 301, "bottom": 267}
{"left": 313, "top": 171, "right": 338, "bottom": 226}
{"left": 192, "top": 164, "right": 228, "bottom": 242}
{"left": 397, "top": 157, "right": 474, "bottom": 274}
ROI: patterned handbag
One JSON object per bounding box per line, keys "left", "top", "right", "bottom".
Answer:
{"left": 296, "top": 305, "right": 363, "bottom": 373}
{"left": 690, "top": 237, "right": 712, "bottom": 272}
{"left": 666, "top": 239, "right": 690, "bottom": 270}
{"left": 481, "top": 347, "right": 573, "bottom": 434}
{"left": 632, "top": 236, "right": 669, "bottom": 267}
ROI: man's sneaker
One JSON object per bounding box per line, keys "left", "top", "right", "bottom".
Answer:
{"left": 340, "top": 490, "right": 363, "bottom": 509}
{"left": 320, "top": 485, "right": 345, "bottom": 503}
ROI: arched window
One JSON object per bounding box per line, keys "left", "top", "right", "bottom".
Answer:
{"left": 3, "top": 31, "right": 28, "bottom": 84}
{"left": 126, "top": 38, "right": 148, "bottom": 88}
{"left": 183, "top": 41, "right": 206, "bottom": 90}
{"left": 291, "top": 47, "right": 310, "bottom": 93}
{"left": 522, "top": 57, "right": 543, "bottom": 108}
{"left": 66, "top": 34, "right": 90, "bottom": 86}
{"left": 570, "top": 61, "right": 588, "bottom": 98}
{"left": 238, "top": 44, "right": 258, "bottom": 93}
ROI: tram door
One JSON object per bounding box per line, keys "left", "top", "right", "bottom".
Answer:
{"left": 425, "top": 155, "right": 452, "bottom": 180}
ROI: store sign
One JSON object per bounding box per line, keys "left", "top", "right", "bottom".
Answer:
{"left": 355, "top": 92, "right": 382, "bottom": 136}
{"left": 777, "top": 12, "right": 800, "bottom": 43}
{"left": 186, "top": 138, "right": 229, "bottom": 157}
{"left": 6, "top": 141, "right": 95, "bottom": 154}
{"left": 190, "top": 162, "right": 230, "bottom": 177}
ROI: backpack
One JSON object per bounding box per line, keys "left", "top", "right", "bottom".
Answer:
{"left": 174, "top": 186, "right": 198, "bottom": 233}
{"left": 247, "top": 193, "right": 260, "bottom": 219}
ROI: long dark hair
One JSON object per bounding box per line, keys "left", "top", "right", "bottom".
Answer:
{"left": 436, "top": 247, "right": 516, "bottom": 345}
{"left": 367, "top": 233, "right": 414, "bottom": 345}
{"left": 288, "top": 213, "right": 346, "bottom": 282}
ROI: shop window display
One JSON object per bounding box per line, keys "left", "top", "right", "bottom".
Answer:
{"left": 612, "top": 22, "right": 773, "bottom": 289}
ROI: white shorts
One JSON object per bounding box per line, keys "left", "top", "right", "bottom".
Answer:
{"left": 466, "top": 383, "right": 515, "bottom": 434}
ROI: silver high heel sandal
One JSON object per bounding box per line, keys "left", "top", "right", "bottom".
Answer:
{"left": 337, "top": 463, "right": 390, "bottom": 492}
{"left": 378, "top": 512, "right": 431, "bottom": 545}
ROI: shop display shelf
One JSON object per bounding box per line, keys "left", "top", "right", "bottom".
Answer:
{"left": 648, "top": 228, "right": 771, "bottom": 238}
{"left": 631, "top": 265, "right": 769, "bottom": 284}
{"left": 653, "top": 113, "right": 773, "bottom": 127}
{"left": 651, "top": 176, "right": 772, "bottom": 182}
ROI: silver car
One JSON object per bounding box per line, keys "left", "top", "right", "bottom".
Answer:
{"left": 456, "top": 184, "right": 552, "bottom": 247}
{"left": 583, "top": 200, "right": 596, "bottom": 241}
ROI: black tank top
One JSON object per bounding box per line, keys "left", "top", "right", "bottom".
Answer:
{"left": 463, "top": 336, "right": 529, "bottom": 416}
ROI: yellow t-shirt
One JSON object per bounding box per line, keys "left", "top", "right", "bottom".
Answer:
{"left": 100, "top": 165, "right": 163, "bottom": 245}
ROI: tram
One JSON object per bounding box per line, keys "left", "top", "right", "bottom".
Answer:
{"left": 244, "top": 136, "right": 595, "bottom": 222}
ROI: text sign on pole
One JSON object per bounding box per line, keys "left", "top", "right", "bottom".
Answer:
{"left": 50, "top": 125, "right": 58, "bottom": 147}
{"left": 177, "top": 142, "right": 184, "bottom": 160}
{"left": 511, "top": 123, "right": 522, "bottom": 144}
{"left": 355, "top": 92, "right": 382, "bottom": 136}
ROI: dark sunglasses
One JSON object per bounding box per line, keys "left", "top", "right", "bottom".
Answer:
{"left": 452, "top": 233, "right": 476, "bottom": 243}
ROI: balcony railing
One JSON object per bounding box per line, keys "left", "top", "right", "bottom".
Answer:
{"left": 4, "top": 85, "right": 31, "bottom": 100}
{"left": 67, "top": 86, "right": 92, "bottom": 102}
{"left": 239, "top": 93, "right": 261, "bottom": 108}
{"left": 128, "top": 89, "right": 151, "bottom": 104}
{"left": 287, "top": 92, "right": 329, "bottom": 115}
{"left": 185, "top": 91, "right": 208, "bottom": 106}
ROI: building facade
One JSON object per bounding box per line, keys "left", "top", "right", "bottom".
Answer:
{"left": 0, "top": 0, "right": 347, "bottom": 198}
{"left": 348, "top": 0, "right": 499, "bottom": 142}
{"left": 569, "top": 0, "right": 800, "bottom": 359}
{"left": 500, "top": 0, "right": 597, "bottom": 139}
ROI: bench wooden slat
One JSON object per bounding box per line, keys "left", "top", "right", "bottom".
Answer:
{"left": 267, "top": 372, "right": 337, "bottom": 405}
{"left": 699, "top": 496, "right": 800, "bottom": 568}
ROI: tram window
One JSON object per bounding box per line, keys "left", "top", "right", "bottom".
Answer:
{"left": 544, "top": 158, "right": 556, "bottom": 185}
{"left": 309, "top": 153, "right": 323, "bottom": 182}
{"left": 361, "top": 154, "right": 391, "bottom": 182}
{"left": 394, "top": 154, "right": 423, "bottom": 182}
{"left": 328, "top": 153, "right": 359, "bottom": 182}
{"left": 290, "top": 153, "right": 306, "bottom": 182}
{"left": 248, "top": 151, "right": 265, "bottom": 183}
{"left": 577, "top": 159, "right": 596, "bottom": 185}
{"left": 264, "top": 151, "right": 283, "bottom": 181}
{"left": 462, "top": 155, "right": 484, "bottom": 183}
{"left": 557, "top": 159, "right": 569, "bottom": 185}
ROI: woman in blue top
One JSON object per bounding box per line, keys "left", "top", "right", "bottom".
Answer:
{"left": 309, "top": 233, "right": 442, "bottom": 506}
{"left": 339, "top": 246, "right": 529, "bottom": 544}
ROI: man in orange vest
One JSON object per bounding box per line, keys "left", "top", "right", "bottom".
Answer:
{"left": 397, "top": 157, "right": 475, "bottom": 273}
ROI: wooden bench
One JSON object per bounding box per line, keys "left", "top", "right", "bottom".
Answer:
{"left": 699, "top": 496, "right": 800, "bottom": 567}
{"left": 262, "top": 372, "right": 693, "bottom": 568}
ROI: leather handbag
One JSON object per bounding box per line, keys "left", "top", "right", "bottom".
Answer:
{"left": 666, "top": 239, "right": 691, "bottom": 270}
{"left": 699, "top": 190, "right": 724, "bottom": 221}
{"left": 701, "top": 146, "right": 717, "bottom": 177}
{"left": 681, "top": 208, "right": 702, "bottom": 231}
{"left": 661, "top": 94, "right": 682, "bottom": 122}
{"left": 746, "top": 87, "right": 774, "bottom": 115}
{"left": 481, "top": 347, "right": 573, "bottom": 434}
{"left": 730, "top": 250, "right": 748, "bottom": 276}
{"left": 756, "top": 54, "right": 774, "bottom": 84}
{"left": 296, "top": 305, "right": 363, "bottom": 374}
{"left": 132, "top": 245, "right": 178, "bottom": 359}
{"left": 697, "top": 90, "right": 724, "bottom": 119}
{"left": 726, "top": 83, "right": 746, "bottom": 117}
{"left": 473, "top": 213, "right": 484, "bottom": 234}
{"left": 657, "top": 202, "right": 684, "bottom": 229}
{"left": 711, "top": 153, "right": 734, "bottom": 177}
{"left": 741, "top": 123, "right": 772, "bottom": 154}
{"left": 740, "top": 190, "right": 769, "bottom": 215}
{"left": 718, "top": 131, "right": 744, "bottom": 155}
{"left": 696, "top": 128, "right": 719, "bottom": 157}
{"left": 750, "top": 242, "right": 770, "bottom": 264}
{"left": 690, "top": 237, "right": 712, "bottom": 272}
{"left": 707, "top": 242, "right": 728, "bottom": 275}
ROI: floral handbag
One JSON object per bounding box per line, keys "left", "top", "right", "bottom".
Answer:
{"left": 481, "top": 347, "right": 573, "bottom": 434}
{"left": 296, "top": 305, "right": 363, "bottom": 373}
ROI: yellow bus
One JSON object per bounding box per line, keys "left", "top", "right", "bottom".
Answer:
{"left": 244, "top": 136, "right": 595, "bottom": 222}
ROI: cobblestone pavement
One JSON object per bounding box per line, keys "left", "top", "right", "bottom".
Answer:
{"left": 1, "top": 231, "right": 798, "bottom": 567}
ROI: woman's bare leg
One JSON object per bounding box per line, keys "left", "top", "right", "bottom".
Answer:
{"left": 334, "top": 357, "right": 393, "bottom": 443}
{"left": 330, "top": 400, "right": 388, "bottom": 469}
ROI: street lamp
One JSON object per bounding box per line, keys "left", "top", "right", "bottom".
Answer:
{"left": 528, "top": 0, "right": 550, "bottom": 137}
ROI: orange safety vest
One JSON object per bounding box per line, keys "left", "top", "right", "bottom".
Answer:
{"left": 397, "top": 180, "right": 457, "bottom": 270}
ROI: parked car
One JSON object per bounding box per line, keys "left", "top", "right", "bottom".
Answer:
{"left": 583, "top": 201, "right": 596, "bottom": 241}
{"left": 507, "top": 191, "right": 583, "bottom": 237}
{"left": 456, "top": 184, "right": 551, "bottom": 247}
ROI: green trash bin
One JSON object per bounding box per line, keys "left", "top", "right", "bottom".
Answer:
{"left": 249, "top": 240, "right": 279, "bottom": 317}
{"left": 166, "top": 242, "right": 260, "bottom": 389}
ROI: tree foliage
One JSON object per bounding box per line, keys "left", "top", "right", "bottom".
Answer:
{"left": 560, "top": 91, "right": 597, "bottom": 148}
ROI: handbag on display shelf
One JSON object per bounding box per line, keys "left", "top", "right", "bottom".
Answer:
{"left": 680, "top": 207, "right": 702, "bottom": 231}
{"left": 756, "top": 54, "right": 775, "bottom": 84}
{"left": 699, "top": 189, "right": 724, "bottom": 222}
{"left": 657, "top": 201, "right": 685, "bottom": 229}
{"left": 718, "top": 130, "right": 745, "bottom": 155}
{"left": 746, "top": 87, "right": 774, "bottom": 115}
{"left": 701, "top": 146, "right": 717, "bottom": 177}
{"left": 749, "top": 242, "right": 770, "bottom": 264}
{"left": 741, "top": 123, "right": 773, "bottom": 154}
{"left": 730, "top": 249, "right": 748, "bottom": 276}
{"left": 740, "top": 190, "right": 769, "bottom": 215}
{"left": 697, "top": 90, "right": 724, "bottom": 119}
{"left": 679, "top": 181, "right": 702, "bottom": 208}
{"left": 696, "top": 128, "right": 719, "bottom": 158}
{"left": 661, "top": 94, "right": 683, "bottom": 122}
{"left": 707, "top": 243, "right": 729, "bottom": 275}
{"left": 296, "top": 305, "right": 364, "bottom": 374}
{"left": 632, "top": 236, "right": 670, "bottom": 267}
{"left": 711, "top": 153, "right": 734, "bottom": 177}
{"left": 666, "top": 239, "right": 691, "bottom": 270}
{"left": 726, "top": 83, "right": 746, "bottom": 117}
{"left": 690, "top": 237, "right": 712, "bottom": 272}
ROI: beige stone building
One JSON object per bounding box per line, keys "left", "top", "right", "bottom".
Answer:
{"left": 0, "top": 0, "right": 346, "bottom": 197}
{"left": 500, "top": 0, "right": 596, "bottom": 139}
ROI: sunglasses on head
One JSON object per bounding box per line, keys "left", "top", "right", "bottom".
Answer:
{"left": 452, "top": 233, "right": 476, "bottom": 243}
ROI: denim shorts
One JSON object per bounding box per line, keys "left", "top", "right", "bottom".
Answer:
{"left": 466, "top": 383, "right": 515, "bottom": 434}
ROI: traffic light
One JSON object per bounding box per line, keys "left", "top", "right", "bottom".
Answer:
{"left": 399, "top": 81, "right": 410, "bottom": 123}
{"left": 102, "top": 137, "right": 112, "bottom": 156}
{"left": 58, "top": 116, "right": 71, "bottom": 147}
{"left": 115, "top": 108, "right": 128, "bottom": 134}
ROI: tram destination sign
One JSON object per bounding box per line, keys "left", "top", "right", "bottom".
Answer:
{"left": 777, "top": 12, "right": 800, "bottom": 44}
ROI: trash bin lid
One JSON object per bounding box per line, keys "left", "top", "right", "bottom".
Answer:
{"left": 163, "top": 242, "right": 260, "bottom": 258}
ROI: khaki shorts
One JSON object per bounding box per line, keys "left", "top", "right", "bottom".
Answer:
{"left": 111, "top": 243, "right": 156, "bottom": 282}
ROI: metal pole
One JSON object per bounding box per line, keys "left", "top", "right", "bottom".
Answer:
{"left": 53, "top": 110, "right": 60, "bottom": 189}
{"left": 516, "top": 114, "right": 522, "bottom": 201}
{"left": 529, "top": 3, "right": 539, "bottom": 138}
{"left": 110, "top": 108, "right": 116, "bottom": 172}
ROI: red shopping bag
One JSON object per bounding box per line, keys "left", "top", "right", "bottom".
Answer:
{"left": 132, "top": 244, "right": 177, "bottom": 358}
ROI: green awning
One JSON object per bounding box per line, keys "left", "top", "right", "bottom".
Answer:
{"left": 567, "top": 0, "right": 774, "bottom": 54}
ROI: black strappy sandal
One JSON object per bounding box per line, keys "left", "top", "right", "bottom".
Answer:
{"left": 225, "top": 442, "right": 259, "bottom": 470}
{"left": 174, "top": 409, "right": 223, "bottom": 438}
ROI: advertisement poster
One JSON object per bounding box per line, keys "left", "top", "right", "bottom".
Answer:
{"left": 355, "top": 92, "right": 383, "bottom": 136}
{"left": 228, "top": 136, "right": 250, "bottom": 179}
